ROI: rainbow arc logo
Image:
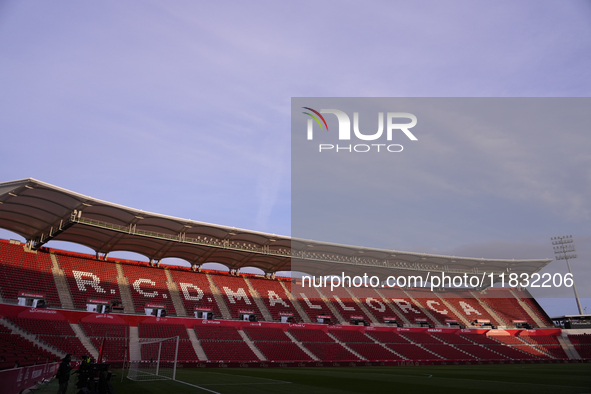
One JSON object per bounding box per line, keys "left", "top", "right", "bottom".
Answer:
{"left": 302, "top": 107, "right": 328, "bottom": 131}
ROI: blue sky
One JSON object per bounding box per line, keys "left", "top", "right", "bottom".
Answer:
{"left": 1, "top": 0, "right": 590, "bottom": 316}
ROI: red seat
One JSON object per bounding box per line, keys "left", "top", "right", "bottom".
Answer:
{"left": 168, "top": 267, "right": 223, "bottom": 318}
{"left": 0, "top": 241, "right": 61, "bottom": 307}
{"left": 209, "top": 273, "right": 264, "bottom": 320}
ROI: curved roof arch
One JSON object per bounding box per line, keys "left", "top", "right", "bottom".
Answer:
{"left": 0, "top": 178, "right": 553, "bottom": 284}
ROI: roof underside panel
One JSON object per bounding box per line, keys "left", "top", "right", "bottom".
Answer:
{"left": 0, "top": 178, "right": 552, "bottom": 278}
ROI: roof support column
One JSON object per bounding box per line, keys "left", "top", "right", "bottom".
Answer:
{"left": 149, "top": 259, "right": 160, "bottom": 267}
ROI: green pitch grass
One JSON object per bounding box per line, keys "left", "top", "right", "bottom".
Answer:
{"left": 36, "top": 364, "right": 590, "bottom": 394}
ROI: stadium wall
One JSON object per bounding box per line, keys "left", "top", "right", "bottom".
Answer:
{"left": 0, "top": 303, "right": 564, "bottom": 335}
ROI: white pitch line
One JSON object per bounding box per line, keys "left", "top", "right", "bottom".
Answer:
{"left": 174, "top": 379, "right": 221, "bottom": 394}
{"left": 198, "top": 382, "right": 292, "bottom": 386}
{"left": 199, "top": 371, "right": 292, "bottom": 384}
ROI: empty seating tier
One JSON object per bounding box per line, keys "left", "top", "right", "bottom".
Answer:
{"left": 366, "top": 331, "right": 410, "bottom": 344}
{"left": 54, "top": 252, "right": 121, "bottom": 309}
{"left": 460, "top": 333, "right": 499, "bottom": 345}
{"left": 386, "top": 344, "right": 442, "bottom": 360}
{"left": 287, "top": 282, "right": 338, "bottom": 323}
{"left": 0, "top": 332, "right": 58, "bottom": 370}
{"left": 405, "top": 289, "right": 465, "bottom": 326}
{"left": 209, "top": 274, "right": 263, "bottom": 320}
{"left": 400, "top": 332, "right": 441, "bottom": 344}
{"left": 246, "top": 277, "right": 302, "bottom": 322}
{"left": 80, "top": 321, "right": 130, "bottom": 362}
{"left": 436, "top": 290, "right": 502, "bottom": 327}
{"left": 302, "top": 342, "right": 360, "bottom": 361}
{"left": 504, "top": 344, "right": 548, "bottom": 358}
{"left": 168, "top": 268, "right": 223, "bottom": 319}
{"left": 378, "top": 287, "right": 437, "bottom": 327}
{"left": 518, "top": 335, "right": 567, "bottom": 358}
{"left": 514, "top": 289, "right": 554, "bottom": 326}
{"left": 90, "top": 337, "right": 128, "bottom": 361}
{"left": 318, "top": 286, "right": 373, "bottom": 322}
{"left": 254, "top": 342, "right": 313, "bottom": 361}
{"left": 193, "top": 325, "right": 242, "bottom": 341}
{"left": 8, "top": 317, "right": 89, "bottom": 357}
{"left": 200, "top": 340, "right": 258, "bottom": 362}
{"left": 288, "top": 328, "right": 334, "bottom": 342}
{"left": 8, "top": 317, "right": 76, "bottom": 336}
{"left": 346, "top": 287, "right": 400, "bottom": 323}
{"left": 347, "top": 343, "right": 403, "bottom": 361}
{"left": 140, "top": 339, "right": 197, "bottom": 362}
{"left": 432, "top": 333, "right": 474, "bottom": 344}
{"left": 138, "top": 323, "right": 189, "bottom": 339}
{"left": 0, "top": 241, "right": 61, "bottom": 307}
{"left": 454, "top": 344, "right": 507, "bottom": 360}
{"left": 120, "top": 263, "right": 177, "bottom": 315}
{"left": 328, "top": 329, "right": 373, "bottom": 343}
{"left": 519, "top": 335, "right": 560, "bottom": 345}
{"left": 478, "top": 290, "right": 536, "bottom": 327}
{"left": 485, "top": 344, "right": 538, "bottom": 360}
{"left": 79, "top": 322, "right": 129, "bottom": 338}
{"left": 242, "top": 326, "right": 290, "bottom": 342}
{"left": 139, "top": 322, "right": 195, "bottom": 361}
{"left": 488, "top": 335, "right": 523, "bottom": 345}
{"left": 422, "top": 344, "right": 476, "bottom": 360}
{"left": 568, "top": 334, "right": 591, "bottom": 359}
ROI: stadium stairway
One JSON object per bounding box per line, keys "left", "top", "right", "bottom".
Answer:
{"left": 401, "top": 289, "right": 445, "bottom": 328}
{"left": 164, "top": 269, "right": 187, "bottom": 317}
{"left": 243, "top": 277, "right": 274, "bottom": 322}
{"left": 373, "top": 288, "right": 412, "bottom": 326}
{"left": 398, "top": 333, "right": 447, "bottom": 360}
{"left": 556, "top": 335, "right": 580, "bottom": 359}
{"left": 364, "top": 332, "right": 408, "bottom": 359}
{"left": 516, "top": 336, "right": 561, "bottom": 359}
{"left": 49, "top": 253, "right": 75, "bottom": 310}
{"left": 448, "top": 343, "right": 480, "bottom": 359}
{"left": 461, "top": 334, "right": 519, "bottom": 360}
{"left": 115, "top": 263, "right": 136, "bottom": 314}
{"left": 509, "top": 289, "right": 547, "bottom": 328}
{"left": 399, "top": 332, "right": 445, "bottom": 360}
{"left": 0, "top": 317, "right": 65, "bottom": 359}
{"left": 434, "top": 293, "right": 472, "bottom": 326}
{"left": 70, "top": 323, "right": 98, "bottom": 359}
{"left": 344, "top": 288, "right": 380, "bottom": 325}
{"left": 187, "top": 328, "right": 208, "bottom": 361}
{"left": 129, "top": 326, "right": 141, "bottom": 361}
{"left": 237, "top": 330, "right": 266, "bottom": 361}
{"left": 205, "top": 273, "right": 232, "bottom": 319}
{"left": 561, "top": 334, "right": 582, "bottom": 359}
{"left": 470, "top": 291, "right": 506, "bottom": 327}
{"left": 278, "top": 279, "right": 311, "bottom": 323}
{"left": 284, "top": 331, "right": 320, "bottom": 361}
{"left": 326, "top": 332, "right": 367, "bottom": 361}
{"left": 514, "top": 290, "right": 554, "bottom": 327}
{"left": 314, "top": 287, "right": 347, "bottom": 324}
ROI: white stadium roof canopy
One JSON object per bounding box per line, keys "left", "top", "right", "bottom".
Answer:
{"left": 0, "top": 178, "right": 552, "bottom": 284}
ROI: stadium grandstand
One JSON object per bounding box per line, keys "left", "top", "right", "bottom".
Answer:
{"left": 0, "top": 178, "right": 588, "bottom": 377}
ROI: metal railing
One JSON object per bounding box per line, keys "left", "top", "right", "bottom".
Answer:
{"left": 71, "top": 216, "right": 503, "bottom": 277}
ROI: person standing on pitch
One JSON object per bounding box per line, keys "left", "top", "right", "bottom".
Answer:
{"left": 56, "top": 354, "right": 72, "bottom": 394}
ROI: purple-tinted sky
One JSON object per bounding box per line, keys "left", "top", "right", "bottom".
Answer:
{"left": 1, "top": 0, "right": 590, "bottom": 316}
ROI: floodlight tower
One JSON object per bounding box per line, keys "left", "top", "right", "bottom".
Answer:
{"left": 551, "top": 235, "right": 583, "bottom": 315}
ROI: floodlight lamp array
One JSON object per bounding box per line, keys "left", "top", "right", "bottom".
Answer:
{"left": 553, "top": 245, "right": 576, "bottom": 254}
